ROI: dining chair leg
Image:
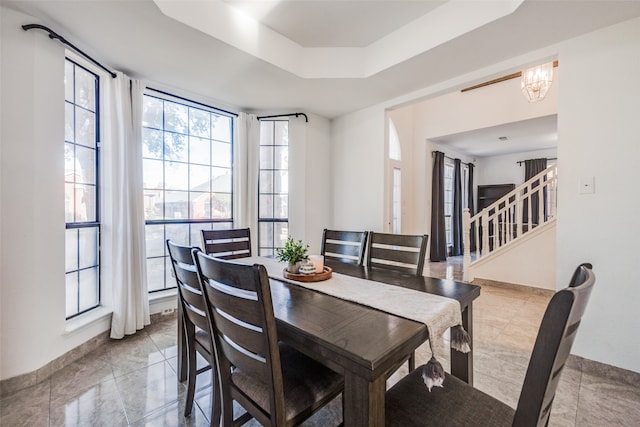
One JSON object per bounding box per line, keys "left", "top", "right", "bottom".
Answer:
{"left": 220, "top": 380, "right": 234, "bottom": 427}
{"left": 184, "top": 341, "right": 197, "bottom": 416}
{"left": 210, "top": 369, "right": 222, "bottom": 427}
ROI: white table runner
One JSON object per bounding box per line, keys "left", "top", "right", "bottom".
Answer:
{"left": 239, "top": 256, "right": 463, "bottom": 343}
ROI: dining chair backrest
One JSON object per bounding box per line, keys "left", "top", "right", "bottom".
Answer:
{"left": 201, "top": 228, "right": 251, "bottom": 259}
{"left": 513, "top": 263, "right": 595, "bottom": 426}
{"left": 195, "top": 253, "right": 287, "bottom": 424}
{"left": 321, "top": 229, "right": 368, "bottom": 265}
{"left": 366, "top": 232, "right": 428, "bottom": 276}
{"left": 167, "top": 240, "right": 219, "bottom": 422}
{"left": 167, "top": 240, "right": 209, "bottom": 335}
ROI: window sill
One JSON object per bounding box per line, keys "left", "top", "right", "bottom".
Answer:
{"left": 63, "top": 290, "right": 178, "bottom": 335}
{"left": 64, "top": 306, "right": 113, "bottom": 335}
{"left": 149, "top": 288, "right": 178, "bottom": 314}
{"left": 149, "top": 288, "right": 177, "bottom": 303}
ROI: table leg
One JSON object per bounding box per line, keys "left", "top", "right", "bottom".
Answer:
{"left": 450, "top": 302, "right": 473, "bottom": 385}
{"left": 343, "top": 372, "right": 386, "bottom": 427}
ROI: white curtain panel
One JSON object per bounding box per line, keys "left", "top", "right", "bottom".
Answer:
{"left": 102, "top": 73, "right": 150, "bottom": 339}
{"left": 286, "top": 117, "right": 306, "bottom": 240}
{"left": 235, "top": 113, "right": 260, "bottom": 254}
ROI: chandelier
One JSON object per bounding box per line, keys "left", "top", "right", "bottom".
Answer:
{"left": 521, "top": 62, "right": 554, "bottom": 102}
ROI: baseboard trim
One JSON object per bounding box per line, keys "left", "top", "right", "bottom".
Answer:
{"left": 473, "top": 276, "right": 555, "bottom": 297}
{"left": 567, "top": 354, "right": 640, "bottom": 389}
{"left": 0, "top": 329, "right": 111, "bottom": 398}
{"left": 0, "top": 312, "right": 175, "bottom": 398}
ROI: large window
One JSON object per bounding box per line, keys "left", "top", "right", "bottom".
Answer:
{"left": 444, "top": 161, "right": 470, "bottom": 252}
{"left": 142, "top": 93, "right": 234, "bottom": 292}
{"left": 444, "top": 162, "right": 454, "bottom": 247}
{"left": 64, "top": 59, "right": 100, "bottom": 319}
{"left": 258, "top": 120, "right": 289, "bottom": 256}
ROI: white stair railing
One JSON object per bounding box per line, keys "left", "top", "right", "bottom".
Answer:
{"left": 463, "top": 164, "right": 557, "bottom": 279}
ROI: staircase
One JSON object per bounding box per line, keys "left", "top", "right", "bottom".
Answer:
{"left": 463, "top": 164, "right": 557, "bottom": 282}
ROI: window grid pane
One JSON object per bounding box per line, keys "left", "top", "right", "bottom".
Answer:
{"left": 258, "top": 120, "right": 289, "bottom": 256}
{"left": 142, "top": 93, "right": 234, "bottom": 292}
{"left": 64, "top": 58, "right": 100, "bottom": 319}
{"left": 444, "top": 163, "right": 454, "bottom": 247}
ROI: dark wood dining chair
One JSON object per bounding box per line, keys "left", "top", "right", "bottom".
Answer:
{"left": 195, "top": 253, "right": 344, "bottom": 426}
{"left": 385, "top": 263, "right": 596, "bottom": 427}
{"left": 365, "top": 232, "right": 428, "bottom": 371}
{"left": 320, "top": 229, "right": 368, "bottom": 265}
{"left": 166, "top": 240, "right": 219, "bottom": 423}
{"left": 366, "top": 231, "right": 428, "bottom": 276}
{"left": 201, "top": 228, "right": 251, "bottom": 259}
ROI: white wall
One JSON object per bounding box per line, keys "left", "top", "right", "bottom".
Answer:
{"left": 329, "top": 16, "right": 640, "bottom": 373}
{"left": 386, "top": 76, "right": 555, "bottom": 252}
{"left": 330, "top": 106, "right": 386, "bottom": 231}
{"left": 0, "top": 8, "right": 105, "bottom": 379}
{"left": 410, "top": 73, "right": 558, "bottom": 141}
{"left": 3, "top": 4, "right": 639, "bottom": 382}
{"left": 0, "top": 7, "right": 335, "bottom": 380}
{"left": 288, "top": 113, "right": 332, "bottom": 254}
{"left": 471, "top": 222, "right": 557, "bottom": 290}
{"left": 557, "top": 17, "right": 640, "bottom": 372}
{"left": 476, "top": 148, "right": 558, "bottom": 188}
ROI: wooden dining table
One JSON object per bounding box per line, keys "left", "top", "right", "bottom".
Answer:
{"left": 177, "top": 258, "right": 480, "bottom": 427}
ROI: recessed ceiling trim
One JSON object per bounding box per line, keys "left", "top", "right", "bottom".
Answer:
{"left": 364, "top": 0, "right": 524, "bottom": 78}
{"left": 154, "top": 0, "right": 525, "bottom": 79}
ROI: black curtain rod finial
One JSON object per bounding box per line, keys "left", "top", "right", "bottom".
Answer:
{"left": 22, "top": 23, "right": 117, "bottom": 78}
{"left": 295, "top": 113, "right": 309, "bottom": 123}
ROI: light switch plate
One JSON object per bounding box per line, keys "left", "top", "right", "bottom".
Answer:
{"left": 579, "top": 176, "right": 595, "bottom": 194}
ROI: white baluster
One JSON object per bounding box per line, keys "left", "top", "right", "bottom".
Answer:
{"left": 481, "top": 211, "right": 489, "bottom": 257}
{"left": 550, "top": 173, "right": 557, "bottom": 219}
{"left": 516, "top": 190, "right": 523, "bottom": 238}
{"left": 473, "top": 218, "right": 480, "bottom": 259}
{"left": 527, "top": 183, "right": 533, "bottom": 232}
{"left": 463, "top": 208, "right": 471, "bottom": 281}
{"left": 538, "top": 178, "right": 544, "bottom": 226}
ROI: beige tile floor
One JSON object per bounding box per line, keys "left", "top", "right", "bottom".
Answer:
{"left": 2, "top": 257, "right": 639, "bottom": 426}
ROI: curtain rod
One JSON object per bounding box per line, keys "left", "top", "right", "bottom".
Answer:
{"left": 22, "top": 24, "right": 117, "bottom": 78}
{"left": 431, "top": 151, "right": 472, "bottom": 166}
{"left": 147, "top": 88, "right": 238, "bottom": 117}
{"left": 516, "top": 157, "right": 557, "bottom": 166}
{"left": 461, "top": 60, "right": 559, "bottom": 93}
{"left": 257, "top": 113, "right": 309, "bottom": 123}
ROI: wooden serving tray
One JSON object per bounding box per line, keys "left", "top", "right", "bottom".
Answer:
{"left": 283, "top": 266, "right": 332, "bottom": 282}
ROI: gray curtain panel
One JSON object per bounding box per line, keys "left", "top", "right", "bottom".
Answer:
{"left": 430, "top": 151, "right": 447, "bottom": 261}
{"left": 451, "top": 159, "right": 464, "bottom": 256}
{"left": 523, "top": 158, "right": 548, "bottom": 226}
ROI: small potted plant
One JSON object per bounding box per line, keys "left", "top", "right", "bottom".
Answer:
{"left": 276, "top": 236, "right": 309, "bottom": 273}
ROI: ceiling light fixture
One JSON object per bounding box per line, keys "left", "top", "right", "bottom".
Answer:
{"left": 521, "top": 62, "right": 554, "bottom": 102}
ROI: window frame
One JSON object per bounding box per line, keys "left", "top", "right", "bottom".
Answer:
{"left": 257, "top": 119, "right": 289, "bottom": 256}
{"left": 443, "top": 160, "right": 470, "bottom": 252}
{"left": 141, "top": 91, "right": 235, "bottom": 293}
{"left": 64, "top": 57, "right": 101, "bottom": 319}
{"left": 443, "top": 161, "right": 454, "bottom": 248}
